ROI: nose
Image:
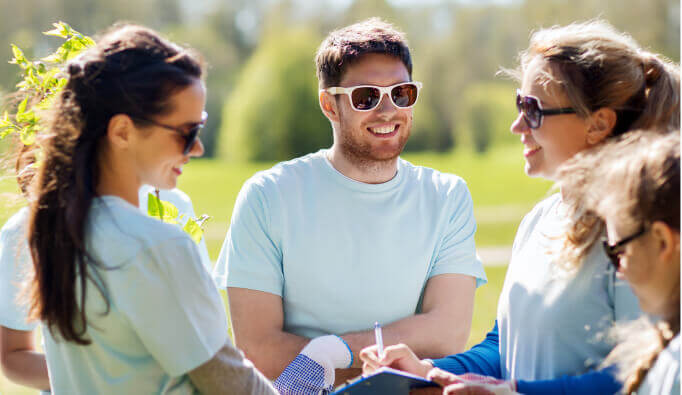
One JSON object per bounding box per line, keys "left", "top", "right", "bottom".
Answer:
{"left": 510, "top": 112, "right": 530, "bottom": 135}
{"left": 189, "top": 138, "right": 204, "bottom": 158}
{"left": 375, "top": 92, "right": 398, "bottom": 114}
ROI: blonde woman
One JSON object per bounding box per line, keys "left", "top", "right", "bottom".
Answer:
{"left": 558, "top": 130, "right": 679, "bottom": 395}
{"left": 360, "top": 20, "right": 679, "bottom": 394}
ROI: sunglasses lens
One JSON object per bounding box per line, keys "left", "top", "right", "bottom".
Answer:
{"left": 391, "top": 83, "right": 418, "bottom": 108}
{"left": 516, "top": 92, "right": 542, "bottom": 129}
{"left": 351, "top": 87, "right": 381, "bottom": 111}
{"left": 183, "top": 126, "right": 201, "bottom": 155}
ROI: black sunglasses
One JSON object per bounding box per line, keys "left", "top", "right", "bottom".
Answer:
{"left": 516, "top": 89, "right": 576, "bottom": 129}
{"left": 132, "top": 111, "right": 207, "bottom": 155}
{"left": 602, "top": 226, "right": 648, "bottom": 270}
{"left": 323, "top": 82, "right": 422, "bottom": 112}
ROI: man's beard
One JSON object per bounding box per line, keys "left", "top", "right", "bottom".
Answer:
{"left": 336, "top": 120, "right": 411, "bottom": 171}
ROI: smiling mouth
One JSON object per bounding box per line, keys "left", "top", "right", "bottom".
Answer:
{"left": 524, "top": 145, "right": 541, "bottom": 157}
{"left": 367, "top": 124, "right": 399, "bottom": 137}
{"left": 172, "top": 167, "right": 183, "bottom": 175}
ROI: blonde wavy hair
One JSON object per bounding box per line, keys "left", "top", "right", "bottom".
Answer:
{"left": 558, "top": 130, "right": 680, "bottom": 393}
{"left": 503, "top": 20, "right": 680, "bottom": 270}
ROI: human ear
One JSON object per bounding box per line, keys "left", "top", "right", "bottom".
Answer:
{"left": 650, "top": 221, "right": 680, "bottom": 265}
{"left": 106, "top": 114, "right": 134, "bottom": 150}
{"left": 319, "top": 91, "right": 340, "bottom": 123}
{"left": 586, "top": 108, "right": 617, "bottom": 145}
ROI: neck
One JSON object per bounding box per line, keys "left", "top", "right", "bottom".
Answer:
{"left": 327, "top": 145, "right": 399, "bottom": 184}
{"left": 95, "top": 149, "right": 141, "bottom": 207}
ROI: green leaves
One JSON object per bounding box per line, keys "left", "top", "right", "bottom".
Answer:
{"left": 146, "top": 193, "right": 210, "bottom": 245}
{"left": 2, "top": 21, "right": 95, "bottom": 150}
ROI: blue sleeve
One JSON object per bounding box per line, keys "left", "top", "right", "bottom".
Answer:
{"left": 516, "top": 366, "right": 621, "bottom": 394}
{"left": 431, "top": 321, "right": 501, "bottom": 378}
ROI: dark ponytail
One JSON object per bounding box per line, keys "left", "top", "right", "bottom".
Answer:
{"left": 28, "top": 24, "right": 204, "bottom": 344}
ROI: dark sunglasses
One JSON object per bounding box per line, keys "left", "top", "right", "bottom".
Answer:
{"left": 516, "top": 89, "right": 576, "bottom": 129}
{"left": 132, "top": 111, "right": 207, "bottom": 155}
{"left": 602, "top": 226, "right": 648, "bottom": 270}
{"left": 323, "top": 82, "right": 422, "bottom": 112}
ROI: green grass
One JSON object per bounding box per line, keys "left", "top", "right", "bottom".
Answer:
{"left": 0, "top": 145, "right": 543, "bottom": 392}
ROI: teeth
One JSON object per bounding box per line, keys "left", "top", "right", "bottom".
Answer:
{"left": 524, "top": 145, "right": 541, "bottom": 154}
{"left": 370, "top": 125, "right": 396, "bottom": 134}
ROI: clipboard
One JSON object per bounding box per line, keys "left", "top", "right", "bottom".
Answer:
{"left": 331, "top": 367, "right": 438, "bottom": 394}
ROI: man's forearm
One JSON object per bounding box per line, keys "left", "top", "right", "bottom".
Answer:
{"left": 341, "top": 310, "right": 470, "bottom": 368}
{"left": 235, "top": 330, "right": 309, "bottom": 379}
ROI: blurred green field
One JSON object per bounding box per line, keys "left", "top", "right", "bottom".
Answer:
{"left": 0, "top": 145, "right": 546, "bottom": 393}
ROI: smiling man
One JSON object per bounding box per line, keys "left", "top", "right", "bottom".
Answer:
{"left": 213, "top": 18, "right": 487, "bottom": 391}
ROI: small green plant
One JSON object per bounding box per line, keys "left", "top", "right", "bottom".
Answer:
{"left": 1, "top": 22, "right": 210, "bottom": 244}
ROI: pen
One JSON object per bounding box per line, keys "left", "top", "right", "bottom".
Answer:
{"left": 374, "top": 321, "right": 384, "bottom": 359}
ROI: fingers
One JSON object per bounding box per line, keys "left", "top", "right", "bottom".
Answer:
{"left": 443, "top": 383, "right": 495, "bottom": 395}
{"left": 427, "top": 368, "right": 463, "bottom": 387}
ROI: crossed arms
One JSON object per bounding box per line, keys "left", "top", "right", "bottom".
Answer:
{"left": 228, "top": 272, "right": 476, "bottom": 381}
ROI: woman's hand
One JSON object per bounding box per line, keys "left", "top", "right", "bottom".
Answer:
{"left": 359, "top": 343, "right": 433, "bottom": 378}
{"left": 427, "top": 370, "right": 517, "bottom": 395}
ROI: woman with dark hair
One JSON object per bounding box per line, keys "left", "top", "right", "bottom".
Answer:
{"left": 360, "top": 20, "right": 679, "bottom": 394}
{"left": 25, "top": 24, "right": 277, "bottom": 394}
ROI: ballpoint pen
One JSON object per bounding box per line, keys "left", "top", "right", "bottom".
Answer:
{"left": 374, "top": 321, "right": 384, "bottom": 359}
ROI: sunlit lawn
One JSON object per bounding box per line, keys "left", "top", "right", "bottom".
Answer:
{"left": 0, "top": 145, "right": 546, "bottom": 393}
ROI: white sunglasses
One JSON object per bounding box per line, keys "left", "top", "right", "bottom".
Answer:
{"left": 321, "top": 81, "right": 422, "bottom": 112}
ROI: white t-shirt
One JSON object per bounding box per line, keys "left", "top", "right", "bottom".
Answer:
{"left": 638, "top": 334, "right": 680, "bottom": 395}
{"left": 497, "top": 194, "right": 642, "bottom": 380}
{"left": 43, "top": 196, "right": 227, "bottom": 394}
{"left": 214, "top": 149, "right": 486, "bottom": 338}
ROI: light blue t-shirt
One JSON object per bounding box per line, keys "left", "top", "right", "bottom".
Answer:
{"left": 43, "top": 196, "right": 228, "bottom": 394}
{"left": 0, "top": 188, "right": 211, "bottom": 333}
{"left": 638, "top": 334, "right": 680, "bottom": 395}
{"left": 0, "top": 207, "right": 35, "bottom": 332}
{"left": 214, "top": 150, "right": 486, "bottom": 338}
{"left": 497, "top": 194, "right": 642, "bottom": 381}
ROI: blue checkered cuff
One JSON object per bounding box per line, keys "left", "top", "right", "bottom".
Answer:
{"left": 274, "top": 354, "right": 333, "bottom": 394}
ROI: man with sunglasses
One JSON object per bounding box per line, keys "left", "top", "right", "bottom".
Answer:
{"left": 213, "top": 18, "right": 486, "bottom": 392}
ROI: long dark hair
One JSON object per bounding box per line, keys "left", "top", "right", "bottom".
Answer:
{"left": 27, "top": 24, "right": 204, "bottom": 344}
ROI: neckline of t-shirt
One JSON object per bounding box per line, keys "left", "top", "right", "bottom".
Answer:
{"left": 318, "top": 149, "right": 405, "bottom": 192}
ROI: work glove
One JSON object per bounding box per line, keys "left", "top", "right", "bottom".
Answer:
{"left": 274, "top": 334, "right": 353, "bottom": 395}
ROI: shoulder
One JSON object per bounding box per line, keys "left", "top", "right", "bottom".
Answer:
{"left": 518, "top": 193, "right": 561, "bottom": 230}
{"left": 88, "top": 197, "right": 191, "bottom": 260}
{"left": 241, "top": 151, "right": 326, "bottom": 196}
{"left": 399, "top": 159, "right": 469, "bottom": 197}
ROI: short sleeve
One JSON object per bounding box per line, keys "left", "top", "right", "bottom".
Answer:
{"left": 213, "top": 179, "right": 284, "bottom": 296}
{"left": 108, "top": 236, "right": 228, "bottom": 377}
{"left": 429, "top": 182, "right": 487, "bottom": 288}
{"left": 0, "top": 209, "right": 38, "bottom": 331}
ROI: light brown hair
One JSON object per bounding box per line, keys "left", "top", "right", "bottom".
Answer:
{"left": 559, "top": 130, "right": 680, "bottom": 393}
{"left": 505, "top": 20, "right": 680, "bottom": 270}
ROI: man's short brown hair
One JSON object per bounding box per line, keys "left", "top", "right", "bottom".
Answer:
{"left": 315, "top": 18, "right": 412, "bottom": 88}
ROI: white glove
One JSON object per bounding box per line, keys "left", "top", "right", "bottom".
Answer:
{"left": 274, "top": 335, "right": 352, "bottom": 394}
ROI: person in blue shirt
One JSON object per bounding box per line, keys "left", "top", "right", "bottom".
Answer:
{"left": 558, "top": 131, "right": 679, "bottom": 395}
{"left": 23, "top": 24, "right": 278, "bottom": 394}
{"left": 360, "top": 20, "right": 679, "bottom": 395}
{"left": 213, "top": 18, "right": 487, "bottom": 392}
{"left": 0, "top": 186, "right": 211, "bottom": 394}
